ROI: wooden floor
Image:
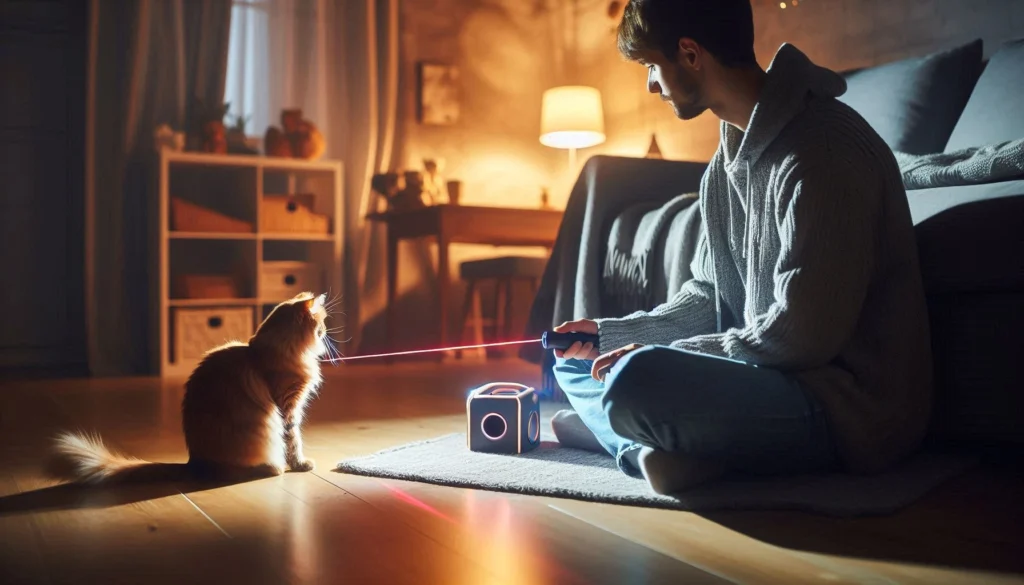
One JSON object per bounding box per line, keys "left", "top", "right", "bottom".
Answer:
{"left": 1, "top": 359, "right": 1022, "bottom": 585}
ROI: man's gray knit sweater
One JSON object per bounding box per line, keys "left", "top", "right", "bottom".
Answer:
{"left": 595, "top": 44, "right": 933, "bottom": 474}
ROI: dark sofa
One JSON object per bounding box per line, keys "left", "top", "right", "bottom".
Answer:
{"left": 529, "top": 37, "right": 1024, "bottom": 450}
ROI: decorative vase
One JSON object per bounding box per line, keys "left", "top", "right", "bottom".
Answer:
{"left": 446, "top": 180, "right": 462, "bottom": 205}
{"left": 202, "top": 120, "right": 228, "bottom": 154}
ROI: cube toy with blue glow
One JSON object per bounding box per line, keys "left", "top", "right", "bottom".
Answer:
{"left": 466, "top": 382, "right": 541, "bottom": 454}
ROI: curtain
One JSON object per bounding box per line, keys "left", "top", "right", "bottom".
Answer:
{"left": 224, "top": 0, "right": 401, "bottom": 354}
{"left": 328, "top": 0, "right": 401, "bottom": 355}
{"left": 85, "top": 0, "right": 232, "bottom": 375}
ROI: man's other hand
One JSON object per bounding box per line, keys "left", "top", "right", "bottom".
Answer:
{"left": 552, "top": 319, "right": 600, "bottom": 360}
{"left": 591, "top": 344, "right": 645, "bottom": 382}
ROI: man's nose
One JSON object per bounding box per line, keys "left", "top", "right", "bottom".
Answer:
{"left": 647, "top": 77, "right": 661, "bottom": 95}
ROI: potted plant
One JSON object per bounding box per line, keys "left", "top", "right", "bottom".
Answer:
{"left": 226, "top": 113, "right": 259, "bottom": 155}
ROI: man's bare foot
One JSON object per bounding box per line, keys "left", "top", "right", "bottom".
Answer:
{"left": 637, "top": 446, "right": 726, "bottom": 495}
{"left": 551, "top": 410, "right": 606, "bottom": 453}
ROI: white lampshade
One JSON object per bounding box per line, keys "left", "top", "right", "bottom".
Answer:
{"left": 539, "top": 85, "right": 606, "bottom": 149}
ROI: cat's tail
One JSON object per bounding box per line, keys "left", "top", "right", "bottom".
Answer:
{"left": 47, "top": 432, "right": 191, "bottom": 484}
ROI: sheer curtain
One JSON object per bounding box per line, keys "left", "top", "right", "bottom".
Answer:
{"left": 224, "top": 0, "right": 400, "bottom": 354}
{"left": 86, "top": 0, "right": 232, "bottom": 375}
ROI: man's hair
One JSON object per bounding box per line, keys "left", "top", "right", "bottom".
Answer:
{"left": 617, "top": 0, "right": 757, "bottom": 68}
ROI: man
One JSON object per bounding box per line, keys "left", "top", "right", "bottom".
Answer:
{"left": 552, "top": 0, "right": 933, "bottom": 494}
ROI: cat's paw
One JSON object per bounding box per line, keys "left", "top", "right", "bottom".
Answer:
{"left": 289, "top": 458, "right": 316, "bottom": 472}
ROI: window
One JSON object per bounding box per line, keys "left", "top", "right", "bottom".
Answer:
{"left": 225, "top": 0, "right": 272, "bottom": 135}
{"left": 224, "top": 0, "right": 326, "bottom": 138}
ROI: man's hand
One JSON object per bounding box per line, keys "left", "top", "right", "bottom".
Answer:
{"left": 552, "top": 319, "right": 600, "bottom": 360}
{"left": 591, "top": 344, "right": 645, "bottom": 382}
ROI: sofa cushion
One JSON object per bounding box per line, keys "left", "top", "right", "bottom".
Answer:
{"left": 907, "top": 178, "right": 1024, "bottom": 224}
{"left": 944, "top": 37, "right": 1024, "bottom": 152}
{"left": 914, "top": 194, "right": 1024, "bottom": 296}
{"left": 839, "top": 39, "right": 983, "bottom": 155}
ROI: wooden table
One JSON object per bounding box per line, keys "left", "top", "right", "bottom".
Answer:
{"left": 367, "top": 204, "right": 562, "bottom": 354}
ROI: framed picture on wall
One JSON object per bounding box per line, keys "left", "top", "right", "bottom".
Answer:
{"left": 416, "top": 62, "right": 460, "bottom": 125}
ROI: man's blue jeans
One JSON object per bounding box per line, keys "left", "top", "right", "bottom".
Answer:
{"left": 553, "top": 345, "right": 836, "bottom": 477}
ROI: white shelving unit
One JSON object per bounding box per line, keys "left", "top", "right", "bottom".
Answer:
{"left": 158, "top": 150, "right": 343, "bottom": 376}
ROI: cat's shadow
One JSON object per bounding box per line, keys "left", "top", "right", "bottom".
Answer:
{"left": 0, "top": 478, "right": 254, "bottom": 517}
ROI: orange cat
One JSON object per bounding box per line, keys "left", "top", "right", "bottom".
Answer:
{"left": 49, "top": 292, "right": 334, "bottom": 483}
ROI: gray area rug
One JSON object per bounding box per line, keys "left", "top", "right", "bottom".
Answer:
{"left": 335, "top": 430, "right": 975, "bottom": 518}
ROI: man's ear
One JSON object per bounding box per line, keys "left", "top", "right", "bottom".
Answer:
{"left": 677, "top": 38, "right": 702, "bottom": 70}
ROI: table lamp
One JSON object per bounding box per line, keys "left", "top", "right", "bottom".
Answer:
{"left": 540, "top": 85, "right": 606, "bottom": 170}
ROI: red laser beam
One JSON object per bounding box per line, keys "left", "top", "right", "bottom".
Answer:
{"left": 322, "top": 338, "right": 541, "bottom": 363}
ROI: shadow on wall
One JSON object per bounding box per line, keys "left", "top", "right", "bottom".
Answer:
{"left": 355, "top": 250, "right": 542, "bottom": 357}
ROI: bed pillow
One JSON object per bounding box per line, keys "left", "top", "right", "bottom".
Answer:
{"left": 944, "top": 37, "right": 1024, "bottom": 152}
{"left": 839, "top": 39, "right": 984, "bottom": 155}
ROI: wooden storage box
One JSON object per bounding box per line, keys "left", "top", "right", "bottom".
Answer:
{"left": 173, "top": 274, "right": 241, "bottom": 299}
{"left": 261, "top": 195, "right": 330, "bottom": 234}
{"left": 261, "top": 261, "right": 322, "bottom": 301}
{"left": 173, "top": 307, "right": 254, "bottom": 361}
{"left": 172, "top": 197, "right": 254, "bottom": 233}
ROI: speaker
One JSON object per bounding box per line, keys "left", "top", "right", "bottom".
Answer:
{"left": 466, "top": 382, "right": 541, "bottom": 454}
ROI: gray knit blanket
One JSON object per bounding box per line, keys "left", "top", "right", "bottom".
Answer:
{"left": 603, "top": 193, "right": 700, "bottom": 314}
{"left": 521, "top": 156, "right": 707, "bottom": 366}
{"left": 895, "top": 139, "right": 1024, "bottom": 189}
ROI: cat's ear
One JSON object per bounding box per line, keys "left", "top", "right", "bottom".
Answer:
{"left": 306, "top": 293, "right": 326, "bottom": 314}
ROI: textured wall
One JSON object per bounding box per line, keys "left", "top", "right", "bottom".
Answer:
{"left": 399, "top": 0, "right": 568, "bottom": 206}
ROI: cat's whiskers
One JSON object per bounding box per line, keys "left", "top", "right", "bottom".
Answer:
{"left": 318, "top": 335, "right": 338, "bottom": 364}
{"left": 319, "top": 340, "right": 345, "bottom": 365}
{"left": 324, "top": 292, "right": 343, "bottom": 311}
{"left": 324, "top": 340, "right": 341, "bottom": 366}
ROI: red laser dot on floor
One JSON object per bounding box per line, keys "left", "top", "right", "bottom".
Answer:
{"left": 377, "top": 480, "right": 455, "bottom": 524}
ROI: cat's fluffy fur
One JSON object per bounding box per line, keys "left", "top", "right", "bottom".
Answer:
{"left": 49, "top": 292, "right": 332, "bottom": 484}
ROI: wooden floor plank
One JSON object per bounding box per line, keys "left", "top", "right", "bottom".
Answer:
{"left": 0, "top": 474, "right": 51, "bottom": 585}
{"left": 184, "top": 471, "right": 505, "bottom": 585}
{"left": 550, "top": 499, "right": 1024, "bottom": 585}
{"left": 315, "top": 471, "right": 726, "bottom": 585}
{"left": 3, "top": 474, "right": 246, "bottom": 585}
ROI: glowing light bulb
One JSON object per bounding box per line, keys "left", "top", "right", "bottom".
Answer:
{"left": 780, "top": 1, "right": 787, "bottom": 8}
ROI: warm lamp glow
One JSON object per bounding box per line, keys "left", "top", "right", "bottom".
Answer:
{"left": 539, "top": 86, "right": 606, "bottom": 150}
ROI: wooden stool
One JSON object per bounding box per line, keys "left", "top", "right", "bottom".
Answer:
{"left": 457, "top": 256, "right": 546, "bottom": 359}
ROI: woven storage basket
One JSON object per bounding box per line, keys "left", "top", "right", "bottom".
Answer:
{"left": 173, "top": 307, "right": 254, "bottom": 361}
{"left": 261, "top": 195, "right": 330, "bottom": 234}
